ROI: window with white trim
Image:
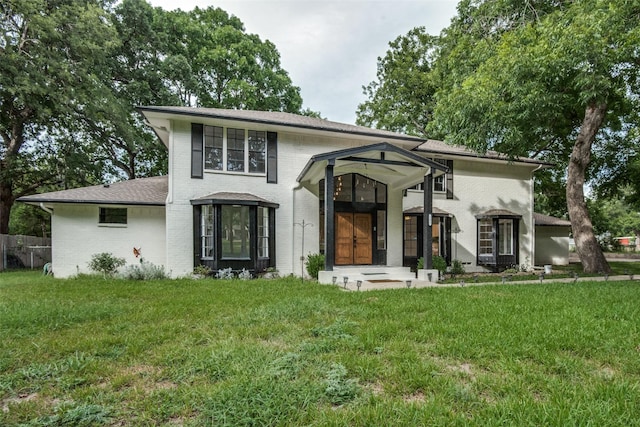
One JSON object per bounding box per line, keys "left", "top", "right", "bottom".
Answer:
{"left": 258, "top": 206, "right": 269, "bottom": 257}
{"left": 498, "top": 219, "right": 514, "bottom": 255}
{"left": 478, "top": 218, "right": 493, "bottom": 255}
{"left": 201, "top": 205, "right": 214, "bottom": 258}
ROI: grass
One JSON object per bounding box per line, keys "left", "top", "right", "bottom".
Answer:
{"left": 1, "top": 271, "right": 640, "bottom": 425}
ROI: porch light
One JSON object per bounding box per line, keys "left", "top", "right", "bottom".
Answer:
{"left": 343, "top": 276, "right": 348, "bottom": 288}
{"left": 357, "top": 280, "right": 362, "bottom": 291}
{"left": 332, "top": 276, "right": 337, "bottom": 285}
{"left": 405, "top": 280, "right": 412, "bottom": 288}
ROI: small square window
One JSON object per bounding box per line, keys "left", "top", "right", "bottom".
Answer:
{"left": 99, "top": 207, "right": 127, "bottom": 225}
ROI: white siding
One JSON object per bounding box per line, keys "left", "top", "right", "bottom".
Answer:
{"left": 166, "top": 120, "right": 413, "bottom": 277}
{"left": 50, "top": 204, "right": 166, "bottom": 278}
{"left": 535, "top": 226, "right": 570, "bottom": 266}
{"left": 403, "top": 158, "right": 537, "bottom": 272}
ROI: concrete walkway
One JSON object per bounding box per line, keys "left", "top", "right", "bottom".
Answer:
{"left": 336, "top": 274, "right": 638, "bottom": 291}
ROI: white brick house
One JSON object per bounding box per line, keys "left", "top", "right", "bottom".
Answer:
{"left": 19, "top": 107, "right": 559, "bottom": 280}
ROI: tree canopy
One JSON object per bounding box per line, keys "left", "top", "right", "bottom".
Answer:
{"left": 357, "top": 0, "right": 640, "bottom": 272}
{"left": 1, "top": 0, "right": 305, "bottom": 235}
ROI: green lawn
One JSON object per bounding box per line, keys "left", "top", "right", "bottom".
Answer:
{"left": 2, "top": 271, "right": 640, "bottom": 426}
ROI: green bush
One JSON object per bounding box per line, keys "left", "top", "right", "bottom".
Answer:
{"left": 120, "top": 260, "right": 168, "bottom": 280}
{"left": 305, "top": 253, "right": 325, "bottom": 279}
{"left": 451, "top": 259, "right": 465, "bottom": 276}
{"left": 88, "top": 252, "right": 126, "bottom": 277}
{"left": 432, "top": 255, "right": 447, "bottom": 274}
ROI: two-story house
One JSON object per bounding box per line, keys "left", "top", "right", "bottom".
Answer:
{"left": 18, "top": 107, "right": 557, "bottom": 281}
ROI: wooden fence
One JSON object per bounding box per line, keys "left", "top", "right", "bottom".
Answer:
{"left": 0, "top": 234, "right": 52, "bottom": 271}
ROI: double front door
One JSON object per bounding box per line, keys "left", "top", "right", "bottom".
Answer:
{"left": 335, "top": 212, "right": 372, "bottom": 265}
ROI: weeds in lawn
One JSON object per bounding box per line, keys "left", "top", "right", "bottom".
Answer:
{"left": 1, "top": 271, "right": 640, "bottom": 425}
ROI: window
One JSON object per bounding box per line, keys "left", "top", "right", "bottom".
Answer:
{"left": 433, "top": 175, "right": 445, "bottom": 192}
{"left": 221, "top": 205, "right": 250, "bottom": 258}
{"left": 258, "top": 206, "right": 269, "bottom": 257}
{"left": 377, "top": 210, "right": 386, "bottom": 250}
{"left": 99, "top": 207, "right": 127, "bottom": 225}
{"left": 248, "top": 130, "right": 266, "bottom": 174}
{"left": 201, "top": 205, "right": 214, "bottom": 258}
{"left": 227, "top": 128, "right": 245, "bottom": 172}
{"left": 404, "top": 216, "right": 418, "bottom": 257}
{"left": 499, "top": 219, "right": 514, "bottom": 255}
{"left": 478, "top": 218, "right": 493, "bottom": 255}
{"left": 204, "top": 125, "right": 223, "bottom": 170}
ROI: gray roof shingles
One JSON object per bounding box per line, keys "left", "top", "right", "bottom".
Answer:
{"left": 17, "top": 176, "right": 168, "bottom": 206}
{"left": 534, "top": 212, "right": 571, "bottom": 227}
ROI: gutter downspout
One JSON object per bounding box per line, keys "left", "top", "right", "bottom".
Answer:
{"left": 291, "top": 183, "right": 304, "bottom": 277}
{"left": 39, "top": 203, "right": 53, "bottom": 215}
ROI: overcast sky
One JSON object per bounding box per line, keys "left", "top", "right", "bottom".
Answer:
{"left": 147, "top": 0, "right": 460, "bottom": 124}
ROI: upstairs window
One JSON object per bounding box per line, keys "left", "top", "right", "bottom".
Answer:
{"left": 249, "top": 130, "right": 266, "bottom": 174}
{"left": 227, "top": 128, "right": 245, "bottom": 172}
{"left": 194, "top": 124, "right": 275, "bottom": 179}
{"left": 99, "top": 207, "right": 127, "bottom": 225}
{"left": 204, "top": 125, "right": 223, "bottom": 170}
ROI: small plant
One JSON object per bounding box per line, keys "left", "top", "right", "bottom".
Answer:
{"left": 120, "top": 260, "right": 168, "bottom": 280}
{"left": 432, "top": 255, "right": 447, "bottom": 275}
{"left": 451, "top": 259, "right": 465, "bottom": 276}
{"left": 88, "top": 252, "right": 126, "bottom": 277}
{"left": 215, "top": 267, "right": 235, "bottom": 280}
{"left": 193, "top": 264, "right": 212, "bottom": 277}
{"left": 324, "top": 363, "right": 360, "bottom": 406}
{"left": 417, "top": 257, "right": 424, "bottom": 270}
{"left": 238, "top": 268, "right": 252, "bottom": 280}
{"left": 305, "top": 253, "right": 325, "bottom": 280}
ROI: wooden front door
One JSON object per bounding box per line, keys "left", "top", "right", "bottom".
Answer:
{"left": 335, "top": 212, "right": 372, "bottom": 265}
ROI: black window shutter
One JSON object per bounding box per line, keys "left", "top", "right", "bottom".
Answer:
{"left": 266, "top": 131, "right": 278, "bottom": 183}
{"left": 191, "top": 123, "right": 204, "bottom": 179}
{"left": 446, "top": 159, "right": 454, "bottom": 199}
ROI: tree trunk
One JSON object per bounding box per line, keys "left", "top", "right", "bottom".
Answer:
{"left": 566, "top": 103, "right": 611, "bottom": 274}
{"left": 0, "top": 181, "right": 14, "bottom": 235}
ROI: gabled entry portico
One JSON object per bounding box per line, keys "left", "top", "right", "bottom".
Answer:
{"left": 297, "top": 142, "right": 448, "bottom": 276}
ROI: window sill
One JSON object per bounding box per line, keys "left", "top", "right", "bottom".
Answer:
{"left": 204, "top": 170, "right": 266, "bottom": 178}
{"left": 98, "top": 224, "right": 127, "bottom": 228}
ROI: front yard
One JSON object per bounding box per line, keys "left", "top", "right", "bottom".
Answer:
{"left": 1, "top": 271, "right": 640, "bottom": 425}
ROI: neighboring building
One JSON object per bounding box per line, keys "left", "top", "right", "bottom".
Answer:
{"left": 533, "top": 213, "right": 572, "bottom": 266}
{"left": 18, "top": 107, "right": 552, "bottom": 280}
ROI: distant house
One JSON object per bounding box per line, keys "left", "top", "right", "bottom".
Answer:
{"left": 19, "top": 107, "right": 557, "bottom": 281}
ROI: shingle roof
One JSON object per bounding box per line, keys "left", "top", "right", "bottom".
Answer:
{"left": 415, "top": 139, "right": 550, "bottom": 166}
{"left": 476, "top": 209, "right": 523, "bottom": 218}
{"left": 138, "top": 106, "right": 424, "bottom": 143}
{"left": 534, "top": 212, "right": 571, "bottom": 227}
{"left": 17, "top": 176, "right": 168, "bottom": 206}
{"left": 191, "top": 191, "right": 279, "bottom": 207}
{"left": 403, "top": 206, "right": 451, "bottom": 216}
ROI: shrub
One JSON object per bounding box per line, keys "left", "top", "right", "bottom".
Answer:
{"left": 305, "top": 253, "right": 325, "bottom": 280}
{"left": 88, "top": 252, "right": 126, "bottom": 277}
{"left": 120, "top": 260, "right": 168, "bottom": 280}
{"left": 432, "top": 255, "right": 447, "bottom": 274}
{"left": 216, "top": 267, "right": 234, "bottom": 280}
{"left": 193, "top": 264, "right": 212, "bottom": 277}
{"left": 451, "top": 259, "right": 465, "bottom": 276}
{"left": 238, "top": 268, "right": 252, "bottom": 280}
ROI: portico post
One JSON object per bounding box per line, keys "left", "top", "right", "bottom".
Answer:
{"left": 423, "top": 172, "right": 433, "bottom": 269}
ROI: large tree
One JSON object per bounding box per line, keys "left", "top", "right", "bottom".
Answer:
{"left": 431, "top": 0, "right": 639, "bottom": 273}
{"left": 358, "top": 0, "right": 640, "bottom": 273}
{"left": 0, "top": 0, "right": 118, "bottom": 234}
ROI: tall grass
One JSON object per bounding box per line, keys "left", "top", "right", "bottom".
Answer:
{"left": 1, "top": 271, "right": 640, "bottom": 425}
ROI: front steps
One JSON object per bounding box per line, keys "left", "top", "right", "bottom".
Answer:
{"left": 318, "top": 266, "right": 415, "bottom": 284}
